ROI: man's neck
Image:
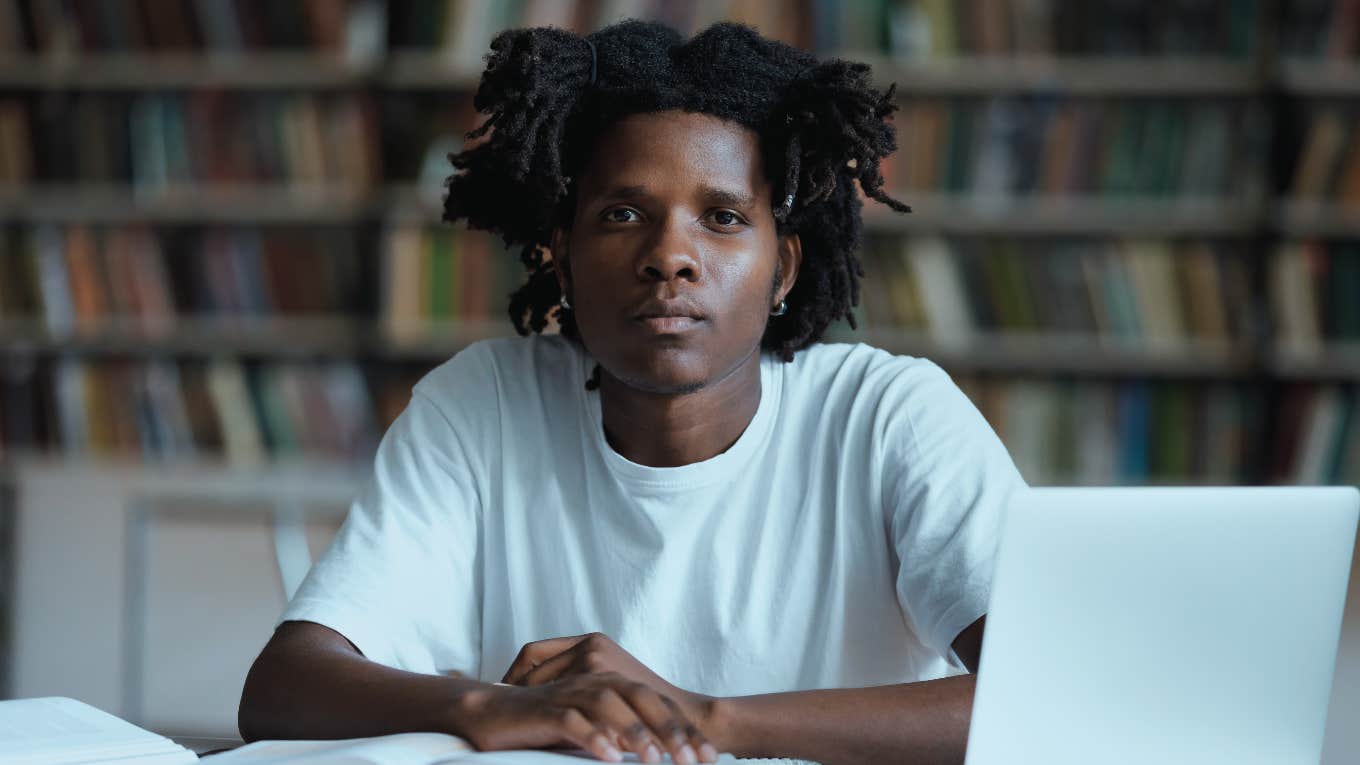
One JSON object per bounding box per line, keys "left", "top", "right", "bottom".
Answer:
{"left": 597, "top": 350, "right": 763, "bottom": 468}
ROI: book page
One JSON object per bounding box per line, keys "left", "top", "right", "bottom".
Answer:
{"left": 205, "top": 732, "right": 471, "bottom": 764}
{"left": 207, "top": 735, "right": 742, "bottom": 765}
{"left": 0, "top": 697, "right": 196, "bottom": 764}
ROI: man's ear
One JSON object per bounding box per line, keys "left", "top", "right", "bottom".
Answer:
{"left": 775, "top": 232, "right": 802, "bottom": 304}
{"left": 549, "top": 226, "right": 572, "bottom": 300}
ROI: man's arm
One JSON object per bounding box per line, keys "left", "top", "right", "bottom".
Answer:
{"left": 952, "top": 615, "right": 986, "bottom": 673}
{"left": 508, "top": 618, "right": 988, "bottom": 765}
{"left": 238, "top": 620, "right": 482, "bottom": 742}
{"left": 706, "top": 616, "right": 986, "bottom": 765}
{"left": 239, "top": 621, "right": 717, "bottom": 763}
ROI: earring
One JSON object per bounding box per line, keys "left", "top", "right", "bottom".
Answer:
{"left": 770, "top": 300, "right": 787, "bottom": 317}
{"left": 559, "top": 294, "right": 572, "bottom": 311}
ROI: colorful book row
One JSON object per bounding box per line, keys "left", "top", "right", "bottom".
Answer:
{"left": 858, "top": 235, "right": 1253, "bottom": 347}
{"left": 886, "top": 99, "right": 1253, "bottom": 198}
{"left": 879, "top": 0, "right": 1258, "bottom": 58}
{"left": 1287, "top": 108, "right": 1360, "bottom": 203}
{"left": 958, "top": 376, "right": 1265, "bottom": 485}
{"left": 0, "top": 100, "right": 27, "bottom": 186}
{"left": 381, "top": 224, "right": 528, "bottom": 337}
{"left": 0, "top": 357, "right": 424, "bottom": 462}
{"left": 389, "top": 0, "right": 805, "bottom": 55}
{"left": 0, "top": 0, "right": 386, "bottom": 55}
{"left": 0, "top": 225, "right": 362, "bottom": 331}
{"left": 1271, "top": 241, "right": 1360, "bottom": 350}
{"left": 3, "top": 94, "right": 380, "bottom": 190}
{"left": 1273, "top": 383, "right": 1360, "bottom": 485}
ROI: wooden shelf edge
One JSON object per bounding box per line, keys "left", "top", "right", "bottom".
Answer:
{"left": 0, "top": 185, "right": 380, "bottom": 223}
{"left": 866, "top": 194, "right": 1262, "bottom": 235}
{"left": 1277, "top": 58, "right": 1360, "bottom": 96}
{"left": 1275, "top": 200, "right": 1360, "bottom": 238}
{"left": 1268, "top": 344, "right": 1360, "bottom": 380}
{"left": 0, "top": 53, "right": 1264, "bottom": 93}
{"left": 851, "top": 53, "right": 1260, "bottom": 94}
{"left": 0, "top": 52, "right": 382, "bottom": 88}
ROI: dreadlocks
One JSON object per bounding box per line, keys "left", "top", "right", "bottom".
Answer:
{"left": 443, "top": 19, "right": 910, "bottom": 362}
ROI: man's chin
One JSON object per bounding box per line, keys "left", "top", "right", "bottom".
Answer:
{"left": 603, "top": 353, "right": 711, "bottom": 396}
{"left": 612, "top": 368, "right": 709, "bottom": 396}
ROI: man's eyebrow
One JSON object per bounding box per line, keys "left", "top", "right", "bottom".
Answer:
{"left": 699, "top": 185, "right": 757, "bottom": 208}
{"left": 589, "top": 184, "right": 757, "bottom": 208}
{"left": 593, "top": 184, "right": 650, "bottom": 202}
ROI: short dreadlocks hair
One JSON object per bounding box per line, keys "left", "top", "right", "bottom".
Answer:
{"left": 443, "top": 19, "right": 909, "bottom": 362}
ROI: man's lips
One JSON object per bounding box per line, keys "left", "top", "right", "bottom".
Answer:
{"left": 634, "top": 315, "right": 703, "bottom": 334}
{"left": 631, "top": 298, "right": 706, "bottom": 334}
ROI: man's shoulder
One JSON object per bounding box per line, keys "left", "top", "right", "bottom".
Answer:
{"left": 781, "top": 342, "right": 974, "bottom": 444}
{"left": 787, "top": 341, "right": 950, "bottom": 397}
{"left": 412, "top": 334, "right": 581, "bottom": 408}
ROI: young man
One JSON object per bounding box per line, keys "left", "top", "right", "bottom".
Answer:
{"left": 239, "top": 20, "right": 1024, "bottom": 765}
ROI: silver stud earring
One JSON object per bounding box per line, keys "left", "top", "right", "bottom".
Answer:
{"left": 559, "top": 294, "right": 572, "bottom": 311}
{"left": 770, "top": 300, "right": 787, "bottom": 317}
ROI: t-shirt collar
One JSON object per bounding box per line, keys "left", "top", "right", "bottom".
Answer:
{"left": 576, "top": 349, "right": 782, "bottom": 491}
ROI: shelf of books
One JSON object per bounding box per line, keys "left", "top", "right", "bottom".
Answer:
{"left": 1, "top": 0, "right": 1359, "bottom": 487}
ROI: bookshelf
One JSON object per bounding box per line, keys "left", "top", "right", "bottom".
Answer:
{"left": 0, "top": 53, "right": 1263, "bottom": 93}
{"left": 0, "top": 0, "right": 1358, "bottom": 487}
{"left": 847, "top": 54, "right": 1262, "bottom": 95}
{"left": 0, "top": 185, "right": 378, "bottom": 222}
{"left": 0, "top": 52, "right": 385, "bottom": 89}
{"left": 860, "top": 195, "right": 1262, "bottom": 235}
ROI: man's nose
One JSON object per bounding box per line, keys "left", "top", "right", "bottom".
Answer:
{"left": 637, "top": 216, "right": 701, "bottom": 283}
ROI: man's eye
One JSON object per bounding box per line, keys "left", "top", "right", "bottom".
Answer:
{"left": 712, "top": 210, "right": 742, "bottom": 226}
{"left": 603, "top": 208, "right": 639, "bottom": 223}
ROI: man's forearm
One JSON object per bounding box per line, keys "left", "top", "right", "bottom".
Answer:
{"left": 706, "top": 674, "right": 976, "bottom": 765}
{"left": 238, "top": 627, "right": 483, "bottom": 742}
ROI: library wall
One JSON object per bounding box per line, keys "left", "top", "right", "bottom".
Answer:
{"left": 0, "top": 0, "right": 1357, "bottom": 759}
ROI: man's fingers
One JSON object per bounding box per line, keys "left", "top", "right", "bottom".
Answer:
{"left": 572, "top": 685, "right": 665, "bottom": 763}
{"left": 518, "top": 647, "right": 579, "bottom": 686}
{"left": 503, "top": 635, "right": 590, "bottom": 684}
{"left": 618, "top": 684, "right": 704, "bottom": 765}
{"left": 662, "top": 696, "right": 718, "bottom": 763}
{"left": 552, "top": 707, "right": 622, "bottom": 763}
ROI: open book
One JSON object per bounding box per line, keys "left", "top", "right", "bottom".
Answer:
{"left": 209, "top": 733, "right": 741, "bottom": 764}
{"left": 0, "top": 696, "right": 197, "bottom": 764}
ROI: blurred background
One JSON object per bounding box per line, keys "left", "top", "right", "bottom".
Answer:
{"left": 0, "top": 0, "right": 1357, "bottom": 760}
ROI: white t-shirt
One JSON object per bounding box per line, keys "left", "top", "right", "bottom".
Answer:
{"left": 281, "top": 335, "right": 1025, "bottom": 695}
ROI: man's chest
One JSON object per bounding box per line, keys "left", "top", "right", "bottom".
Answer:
{"left": 476, "top": 477, "right": 904, "bottom": 694}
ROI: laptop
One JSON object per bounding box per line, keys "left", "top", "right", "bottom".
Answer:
{"left": 965, "top": 487, "right": 1359, "bottom": 765}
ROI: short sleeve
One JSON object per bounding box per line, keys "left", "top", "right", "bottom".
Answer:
{"left": 881, "top": 361, "right": 1025, "bottom": 667}
{"left": 279, "top": 348, "right": 496, "bottom": 676}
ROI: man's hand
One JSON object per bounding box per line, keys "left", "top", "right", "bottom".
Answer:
{"left": 502, "top": 633, "right": 719, "bottom": 763}
{"left": 455, "top": 673, "right": 714, "bottom": 763}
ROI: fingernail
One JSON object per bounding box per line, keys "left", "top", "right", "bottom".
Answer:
{"left": 677, "top": 744, "right": 698, "bottom": 764}
{"left": 602, "top": 743, "right": 623, "bottom": 762}
{"left": 643, "top": 744, "right": 661, "bottom": 763}
{"left": 700, "top": 743, "right": 719, "bottom": 762}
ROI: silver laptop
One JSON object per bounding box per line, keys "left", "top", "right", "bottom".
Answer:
{"left": 965, "top": 487, "right": 1359, "bottom": 765}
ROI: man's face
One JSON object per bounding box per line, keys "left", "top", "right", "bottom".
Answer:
{"left": 553, "top": 110, "right": 798, "bottom": 394}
